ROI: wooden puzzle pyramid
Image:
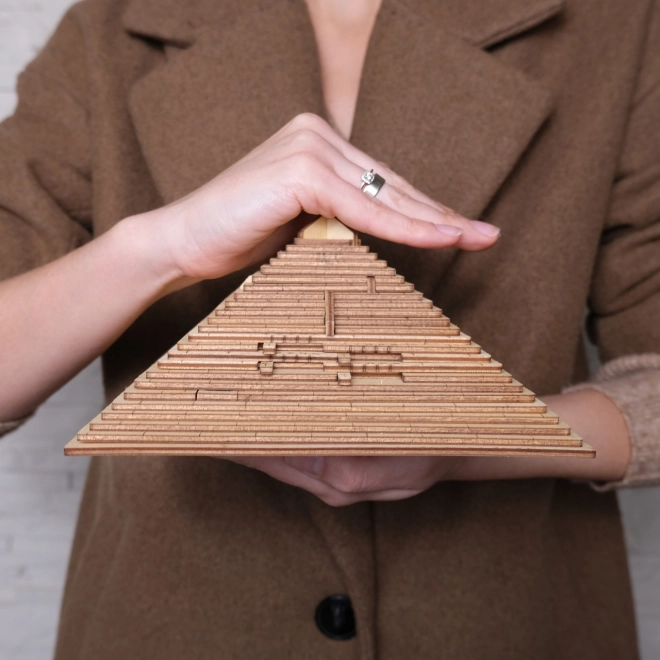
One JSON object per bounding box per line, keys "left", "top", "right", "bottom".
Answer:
{"left": 66, "top": 217, "right": 594, "bottom": 458}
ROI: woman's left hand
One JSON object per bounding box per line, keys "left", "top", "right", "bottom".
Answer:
{"left": 225, "top": 390, "right": 632, "bottom": 506}
{"left": 231, "top": 454, "right": 465, "bottom": 507}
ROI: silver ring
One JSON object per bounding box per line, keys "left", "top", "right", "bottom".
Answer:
{"left": 360, "top": 169, "right": 386, "bottom": 198}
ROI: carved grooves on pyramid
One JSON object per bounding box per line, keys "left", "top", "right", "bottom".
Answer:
{"left": 69, "top": 231, "right": 592, "bottom": 456}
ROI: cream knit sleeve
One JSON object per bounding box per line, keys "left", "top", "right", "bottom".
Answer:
{"left": 563, "top": 354, "right": 660, "bottom": 491}
{"left": 0, "top": 413, "right": 34, "bottom": 438}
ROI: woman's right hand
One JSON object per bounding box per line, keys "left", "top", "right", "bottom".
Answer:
{"left": 136, "top": 112, "right": 500, "bottom": 292}
{"left": 0, "top": 113, "right": 499, "bottom": 423}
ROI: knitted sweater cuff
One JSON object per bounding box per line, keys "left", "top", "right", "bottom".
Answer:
{"left": 0, "top": 413, "right": 34, "bottom": 438}
{"left": 563, "top": 354, "right": 660, "bottom": 491}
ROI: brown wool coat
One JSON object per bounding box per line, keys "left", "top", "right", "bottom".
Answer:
{"left": 2, "top": 0, "right": 659, "bottom": 657}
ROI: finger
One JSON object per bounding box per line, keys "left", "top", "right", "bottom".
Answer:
{"left": 324, "top": 153, "right": 499, "bottom": 251}
{"left": 248, "top": 117, "right": 497, "bottom": 250}
{"left": 379, "top": 184, "right": 499, "bottom": 251}
{"left": 352, "top": 488, "right": 426, "bottom": 502}
{"left": 296, "top": 166, "right": 465, "bottom": 249}
{"left": 225, "top": 456, "right": 429, "bottom": 506}
{"left": 277, "top": 114, "right": 500, "bottom": 243}
{"left": 284, "top": 456, "right": 440, "bottom": 494}
{"left": 223, "top": 455, "right": 359, "bottom": 505}
{"left": 277, "top": 127, "right": 499, "bottom": 250}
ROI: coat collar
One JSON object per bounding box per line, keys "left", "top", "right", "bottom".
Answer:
{"left": 123, "top": 0, "right": 562, "bottom": 221}
{"left": 122, "top": 0, "right": 565, "bottom": 50}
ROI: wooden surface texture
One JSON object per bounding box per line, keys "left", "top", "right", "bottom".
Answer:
{"left": 67, "top": 218, "right": 593, "bottom": 457}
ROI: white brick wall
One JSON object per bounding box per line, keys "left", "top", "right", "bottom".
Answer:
{"left": 0, "top": 1, "right": 76, "bottom": 117}
{"left": 0, "top": 365, "right": 99, "bottom": 660}
{"left": 1, "top": 2, "right": 659, "bottom": 658}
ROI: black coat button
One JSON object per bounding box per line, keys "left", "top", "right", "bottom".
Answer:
{"left": 315, "top": 594, "right": 356, "bottom": 640}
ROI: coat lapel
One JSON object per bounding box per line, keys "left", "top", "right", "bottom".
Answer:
{"left": 125, "top": 0, "right": 326, "bottom": 204}
{"left": 402, "top": 0, "right": 565, "bottom": 49}
{"left": 351, "top": 0, "right": 558, "bottom": 220}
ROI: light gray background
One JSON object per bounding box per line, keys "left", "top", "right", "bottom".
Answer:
{"left": 0, "top": 2, "right": 659, "bottom": 658}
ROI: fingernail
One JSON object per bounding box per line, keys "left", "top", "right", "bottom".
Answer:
{"left": 469, "top": 220, "right": 500, "bottom": 237}
{"left": 435, "top": 224, "right": 463, "bottom": 237}
{"left": 285, "top": 456, "right": 324, "bottom": 477}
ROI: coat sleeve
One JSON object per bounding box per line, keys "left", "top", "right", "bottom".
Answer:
{"left": 580, "top": 4, "right": 660, "bottom": 489}
{"left": 0, "top": 6, "right": 93, "bottom": 435}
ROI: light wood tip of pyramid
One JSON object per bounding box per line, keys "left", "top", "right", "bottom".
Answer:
{"left": 298, "top": 217, "right": 359, "bottom": 244}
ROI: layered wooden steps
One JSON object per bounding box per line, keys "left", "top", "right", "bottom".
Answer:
{"left": 67, "top": 217, "right": 594, "bottom": 458}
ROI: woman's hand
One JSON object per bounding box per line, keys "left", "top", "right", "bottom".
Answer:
{"left": 225, "top": 390, "right": 632, "bottom": 506}
{"left": 0, "top": 112, "right": 498, "bottom": 424}
{"left": 138, "top": 112, "right": 500, "bottom": 292}
{"left": 226, "top": 454, "right": 465, "bottom": 507}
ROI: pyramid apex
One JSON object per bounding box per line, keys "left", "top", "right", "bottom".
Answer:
{"left": 298, "top": 216, "right": 358, "bottom": 244}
